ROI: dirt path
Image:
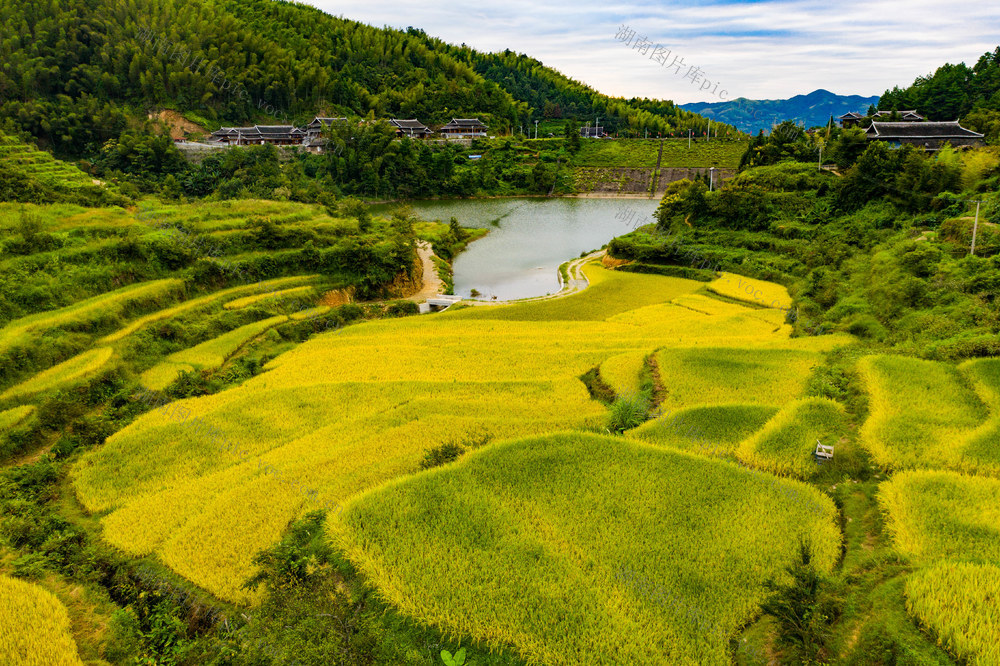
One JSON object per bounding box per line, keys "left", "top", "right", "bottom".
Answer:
{"left": 407, "top": 241, "right": 443, "bottom": 302}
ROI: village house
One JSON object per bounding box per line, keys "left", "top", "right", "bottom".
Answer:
{"left": 210, "top": 125, "right": 306, "bottom": 146}
{"left": 439, "top": 118, "right": 488, "bottom": 138}
{"left": 874, "top": 109, "right": 924, "bottom": 121}
{"left": 389, "top": 119, "right": 433, "bottom": 138}
{"left": 837, "top": 112, "right": 865, "bottom": 128}
{"left": 302, "top": 117, "right": 346, "bottom": 141}
{"left": 838, "top": 109, "right": 925, "bottom": 128}
{"left": 865, "top": 121, "right": 984, "bottom": 150}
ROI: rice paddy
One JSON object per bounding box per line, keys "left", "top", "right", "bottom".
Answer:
{"left": 0, "top": 347, "right": 114, "bottom": 400}
{"left": 859, "top": 355, "right": 998, "bottom": 474}
{"left": 905, "top": 562, "right": 1000, "bottom": 665}
{"left": 735, "top": 397, "right": 848, "bottom": 478}
{"left": 140, "top": 315, "right": 288, "bottom": 390}
{"left": 72, "top": 263, "right": 855, "bottom": 610}
{"left": 707, "top": 273, "right": 792, "bottom": 310}
{"left": 0, "top": 404, "right": 36, "bottom": 430}
{"left": 331, "top": 432, "right": 840, "bottom": 665}
{"left": 0, "top": 575, "right": 84, "bottom": 666}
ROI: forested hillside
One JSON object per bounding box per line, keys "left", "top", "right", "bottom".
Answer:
{"left": 0, "top": 0, "right": 731, "bottom": 159}
{"left": 880, "top": 47, "right": 1000, "bottom": 142}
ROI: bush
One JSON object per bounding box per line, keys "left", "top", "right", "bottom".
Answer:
{"left": 607, "top": 395, "right": 649, "bottom": 433}
{"left": 419, "top": 443, "right": 466, "bottom": 470}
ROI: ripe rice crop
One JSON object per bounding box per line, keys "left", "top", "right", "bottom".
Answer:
{"left": 289, "top": 305, "right": 331, "bottom": 320}
{"left": 455, "top": 263, "right": 702, "bottom": 321}
{"left": 736, "top": 397, "right": 848, "bottom": 478}
{"left": 1, "top": 348, "right": 114, "bottom": 400}
{"left": 0, "top": 405, "right": 36, "bottom": 430}
{"left": 140, "top": 316, "right": 287, "bottom": 390}
{"left": 598, "top": 351, "right": 647, "bottom": 397}
{"left": 0, "top": 279, "right": 183, "bottom": 354}
{"left": 0, "top": 575, "right": 84, "bottom": 665}
{"left": 331, "top": 432, "right": 840, "bottom": 665}
{"left": 224, "top": 286, "right": 314, "bottom": 310}
{"left": 100, "top": 275, "right": 314, "bottom": 343}
{"left": 654, "top": 347, "right": 818, "bottom": 411}
{"left": 859, "top": 355, "right": 995, "bottom": 474}
{"left": 707, "top": 273, "right": 792, "bottom": 310}
{"left": 73, "top": 267, "right": 851, "bottom": 603}
{"left": 629, "top": 403, "right": 778, "bottom": 455}
{"left": 905, "top": 562, "right": 1000, "bottom": 665}
{"left": 878, "top": 470, "right": 1000, "bottom": 563}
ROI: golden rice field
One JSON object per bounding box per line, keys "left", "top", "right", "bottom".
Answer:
{"left": 859, "top": 356, "right": 999, "bottom": 475}
{"left": 99, "top": 275, "right": 316, "bottom": 344}
{"left": 735, "top": 397, "right": 848, "bottom": 479}
{"left": 878, "top": 470, "right": 1000, "bottom": 563}
{"left": 140, "top": 315, "right": 288, "bottom": 390}
{"left": 73, "top": 264, "right": 854, "bottom": 609}
{"left": 707, "top": 272, "right": 792, "bottom": 310}
{"left": 224, "top": 285, "right": 315, "bottom": 310}
{"left": 331, "top": 433, "right": 840, "bottom": 665}
{"left": 905, "top": 562, "right": 1000, "bottom": 666}
{"left": 1, "top": 347, "right": 114, "bottom": 400}
{"left": 598, "top": 350, "right": 647, "bottom": 397}
{"left": 628, "top": 403, "right": 779, "bottom": 456}
{"left": 0, "top": 575, "right": 84, "bottom": 666}
{"left": 0, "top": 278, "right": 183, "bottom": 354}
{"left": 0, "top": 404, "right": 36, "bottom": 430}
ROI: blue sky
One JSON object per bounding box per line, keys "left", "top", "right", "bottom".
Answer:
{"left": 307, "top": 0, "right": 1000, "bottom": 104}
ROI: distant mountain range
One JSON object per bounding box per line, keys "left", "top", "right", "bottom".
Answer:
{"left": 680, "top": 89, "right": 880, "bottom": 134}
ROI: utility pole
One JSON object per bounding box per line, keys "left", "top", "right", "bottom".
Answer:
{"left": 534, "top": 119, "right": 539, "bottom": 140}
{"left": 707, "top": 118, "right": 711, "bottom": 141}
{"left": 818, "top": 145, "right": 823, "bottom": 171}
{"left": 971, "top": 200, "right": 982, "bottom": 256}
{"left": 688, "top": 129, "right": 692, "bottom": 149}
{"left": 709, "top": 166, "right": 716, "bottom": 192}
{"left": 596, "top": 116, "right": 600, "bottom": 138}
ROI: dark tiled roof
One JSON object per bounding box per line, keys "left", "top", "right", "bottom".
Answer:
{"left": 306, "top": 117, "right": 346, "bottom": 127}
{"left": 867, "top": 121, "right": 984, "bottom": 139}
{"left": 441, "top": 118, "right": 487, "bottom": 129}
{"left": 837, "top": 112, "right": 864, "bottom": 119}
{"left": 390, "top": 119, "right": 431, "bottom": 130}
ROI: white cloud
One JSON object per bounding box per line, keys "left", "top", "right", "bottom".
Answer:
{"left": 305, "top": 0, "right": 1000, "bottom": 103}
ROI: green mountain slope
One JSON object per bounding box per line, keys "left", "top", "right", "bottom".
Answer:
{"left": 0, "top": 0, "right": 731, "bottom": 157}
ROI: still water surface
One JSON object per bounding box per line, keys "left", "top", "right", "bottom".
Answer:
{"left": 399, "top": 197, "right": 659, "bottom": 300}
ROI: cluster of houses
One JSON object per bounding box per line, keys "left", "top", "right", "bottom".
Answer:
{"left": 836, "top": 109, "right": 983, "bottom": 150}
{"left": 209, "top": 117, "right": 489, "bottom": 147}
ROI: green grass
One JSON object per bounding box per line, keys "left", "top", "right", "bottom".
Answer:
{"left": 735, "top": 397, "right": 849, "bottom": 479}
{"left": 333, "top": 432, "right": 840, "bottom": 665}
{"left": 568, "top": 139, "right": 747, "bottom": 168}
{"left": 224, "top": 286, "right": 315, "bottom": 310}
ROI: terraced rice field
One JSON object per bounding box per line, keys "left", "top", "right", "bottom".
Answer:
{"left": 141, "top": 315, "right": 288, "bottom": 390}
{"left": 905, "top": 562, "right": 1000, "bottom": 665}
{"left": 0, "top": 131, "right": 97, "bottom": 190}
{"left": 859, "top": 356, "right": 1000, "bottom": 474}
{"left": 331, "top": 433, "right": 840, "bottom": 665}
{"left": 1, "top": 347, "right": 114, "bottom": 400}
{"left": 707, "top": 272, "right": 792, "bottom": 310}
{"left": 0, "top": 575, "right": 84, "bottom": 665}
{"left": 1, "top": 279, "right": 184, "bottom": 354}
{"left": 73, "top": 263, "right": 854, "bottom": 613}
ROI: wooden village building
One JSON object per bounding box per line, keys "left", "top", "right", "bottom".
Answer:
{"left": 389, "top": 119, "right": 433, "bottom": 138}
{"left": 439, "top": 118, "right": 488, "bottom": 138}
{"left": 210, "top": 125, "right": 306, "bottom": 146}
{"left": 865, "top": 121, "right": 984, "bottom": 150}
{"left": 302, "top": 117, "right": 346, "bottom": 141}
{"left": 839, "top": 109, "right": 925, "bottom": 128}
